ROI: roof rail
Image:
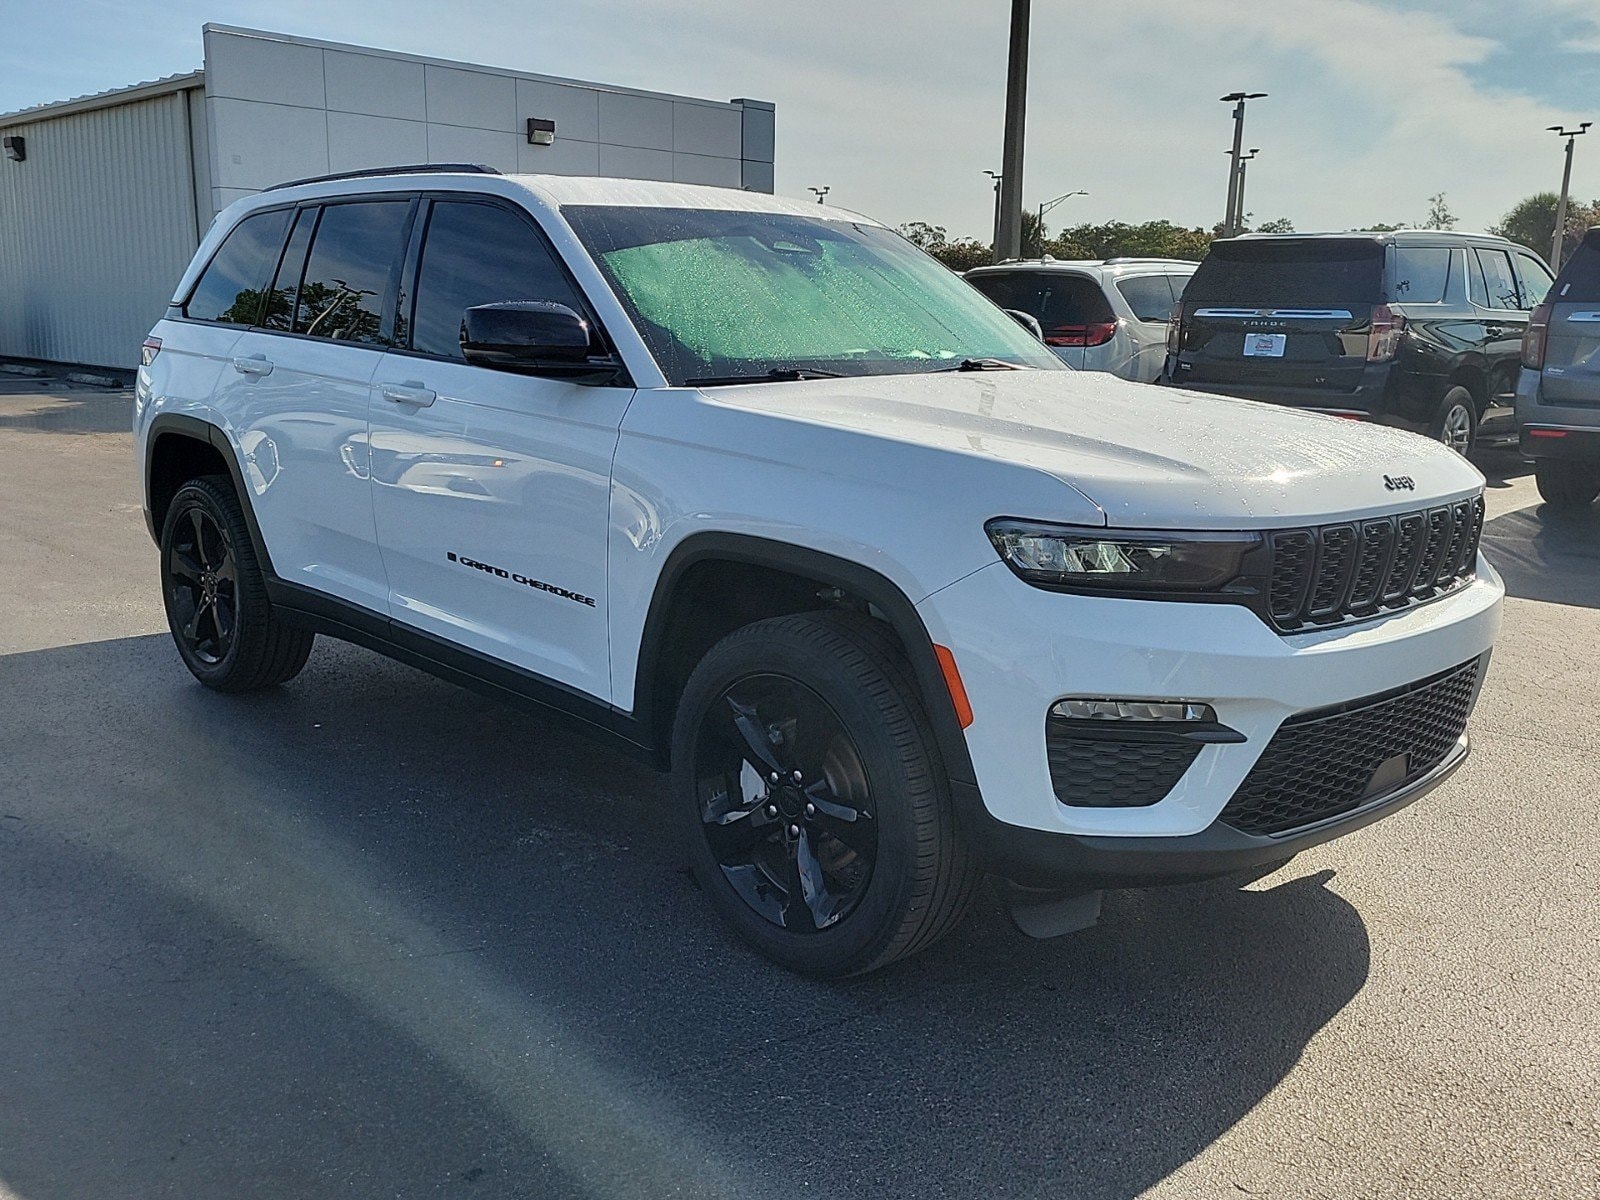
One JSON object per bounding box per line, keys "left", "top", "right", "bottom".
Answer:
{"left": 264, "top": 163, "right": 502, "bottom": 192}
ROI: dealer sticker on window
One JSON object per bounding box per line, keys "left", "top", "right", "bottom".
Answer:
{"left": 1243, "top": 333, "right": 1287, "bottom": 357}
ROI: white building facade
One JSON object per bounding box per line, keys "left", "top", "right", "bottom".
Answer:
{"left": 0, "top": 25, "right": 776, "bottom": 369}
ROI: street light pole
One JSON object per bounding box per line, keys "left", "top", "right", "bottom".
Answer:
{"left": 1220, "top": 92, "right": 1266, "bottom": 237}
{"left": 984, "top": 170, "right": 1003, "bottom": 253}
{"left": 994, "top": 0, "right": 1031, "bottom": 263}
{"left": 1548, "top": 123, "right": 1592, "bottom": 268}
{"left": 1234, "top": 149, "right": 1259, "bottom": 234}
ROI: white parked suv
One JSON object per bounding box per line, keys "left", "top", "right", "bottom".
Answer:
{"left": 965, "top": 257, "right": 1197, "bottom": 380}
{"left": 136, "top": 168, "right": 1503, "bottom": 976}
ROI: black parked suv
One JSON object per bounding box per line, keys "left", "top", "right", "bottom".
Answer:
{"left": 1163, "top": 231, "right": 1555, "bottom": 453}
{"left": 1517, "top": 227, "right": 1600, "bottom": 506}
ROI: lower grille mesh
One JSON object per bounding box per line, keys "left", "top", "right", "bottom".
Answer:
{"left": 1220, "top": 657, "right": 1481, "bottom": 836}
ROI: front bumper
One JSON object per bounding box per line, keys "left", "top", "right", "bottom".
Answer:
{"left": 918, "top": 557, "right": 1503, "bottom": 885}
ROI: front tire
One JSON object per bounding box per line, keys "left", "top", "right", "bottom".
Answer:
{"left": 1431, "top": 386, "right": 1477, "bottom": 456}
{"left": 1535, "top": 459, "right": 1600, "bottom": 507}
{"left": 159, "top": 476, "right": 314, "bottom": 692}
{"left": 672, "top": 612, "right": 979, "bottom": 976}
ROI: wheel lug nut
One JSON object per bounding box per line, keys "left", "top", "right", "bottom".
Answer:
{"left": 766, "top": 804, "right": 778, "bottom": 817}
{"left": 769, "top": 772, "right": 780, "bottom": 784}
{"left": 787, "top": 824, "right": 800, "bottom": 838}
{"left": 805, "top": 803, "right": 816, "bottom": 816}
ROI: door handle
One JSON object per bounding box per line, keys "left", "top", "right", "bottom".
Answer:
{"left": 379, "top": 381, "right": 437, "bottom": 408}
{"left": 231, "top": 354, "right": 273, "bottom": 377}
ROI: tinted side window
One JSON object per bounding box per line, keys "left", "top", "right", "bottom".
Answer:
{"left": 1389, "top": 247, "right": 1451, "bottom": 303}
{"left": 184, "top": 209, "right": 292, "bottom": 324}
{"left": 1515, "top": 253, "right": 1554, "bottom": 308}
{"left": 410, "top": 201, "right": 583, "bottom": 359}
{"left": 1555, "top": 234, "right": 1600, "bottom": 301}
{"left": 261, "top": 207, "right": 316, "bottom": 332}
{"left": 1115, "top": 275, "right": 1179, "bottom": 322}
{"left": 1474, "top": 248, "right": 1521, "bottom": 310}
{"left": 294, "top": 201, "right": 412, "bottom": 344}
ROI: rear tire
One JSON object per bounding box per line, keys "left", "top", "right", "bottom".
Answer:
{"left": 672, "top": 611, "right": 980, "bottom": 976}
{"left": 1535, "top": 459, "right": 1600, "bottom": 507}
{"left": 159, "top": 476, "right": 314, "bottom": 692}
{"left": 1430, "top": 386, "right": 1477, "bottom": 456}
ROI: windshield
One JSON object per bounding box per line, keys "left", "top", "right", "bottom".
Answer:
{"left": 564, "top": 205, "right": 1062, "bottom": 384}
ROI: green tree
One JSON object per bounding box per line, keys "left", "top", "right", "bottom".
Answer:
{"left": 1491, "top": 192, "right": 1600, "bottom": 261}
{"left": 1423, "top": 192, "right": 1458, "bottom": 230}
{"left": 897, "top": 221, "right": 949, "bottom": 250}
{"left": 927, "top": 239, "right": 993, "bottom": 271}
{"left": 1255, "top": 217, "right": 1296, "bottom": 234}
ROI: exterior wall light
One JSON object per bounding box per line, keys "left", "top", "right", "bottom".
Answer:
{"left": 3, "top": 135, "right": 24, "bottom": 162}
{"left": 526, "top": 118, "right": 555, "bottom": 146}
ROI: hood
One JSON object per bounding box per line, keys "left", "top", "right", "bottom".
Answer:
{"left": 697, "top": 369, "right": 1483, "bottom": 529}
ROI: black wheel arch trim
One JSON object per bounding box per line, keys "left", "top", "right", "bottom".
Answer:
{"left": 144, "top": 414, "right": 276, "bottom": 578}
{"left": 632, "top": 533, "right": 983, "bottom": 789}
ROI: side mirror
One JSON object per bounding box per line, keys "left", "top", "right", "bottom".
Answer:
{"left": 1004, "top": 308, "right": 1045, "bottom": 342}
{"left": 460, "top": 301, "right": 623, "bottom": 384}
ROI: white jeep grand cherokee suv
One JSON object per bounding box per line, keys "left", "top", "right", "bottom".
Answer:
{"left": 136, "top": 167, "right": 1502, "bottom": 976}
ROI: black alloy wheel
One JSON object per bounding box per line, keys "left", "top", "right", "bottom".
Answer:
{"left": 166, "top": 505, "right": 238, "bottom": 665}
{"left": 694, "top": 673, "right": 878, "bottom": 933}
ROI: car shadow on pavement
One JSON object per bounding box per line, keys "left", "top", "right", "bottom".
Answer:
{"left": 0, "top": 390, "right": 134, "bottom": 435}
{"left": 1481, "top": 500, "right": 1600, "bottom": 609}
{"left": 0, "top": 633, "right": 1372, "bottom": 1200}
{"left": 1474, "top": 448, "right": 1532, "bottom": 490}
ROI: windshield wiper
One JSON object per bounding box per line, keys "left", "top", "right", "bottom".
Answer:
{"left": 684, "top": 367, "right": 846, "bottom": 387}
{"left": 935, "top": 358, "right": 1024, "bottom": 373}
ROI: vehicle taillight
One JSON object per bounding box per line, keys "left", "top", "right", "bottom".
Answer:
{"left": 140, "top": 337, "right": 162, "bottom": 367}
{"left": 1166, "top": 306, "right": 1183, "bottom": 354}
{"left": 1522, "top": 301, "right": 1551, "bottom": 370}
{"left": 1046, "top": 320, "right": 1118, "bottom": 348}
{"left": 1366, "top": 304, "right": 1406, "bottom": 362}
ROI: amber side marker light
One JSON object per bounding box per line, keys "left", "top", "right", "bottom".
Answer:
{"left": 934, "top": 644, "right": 974, "bottom": 729}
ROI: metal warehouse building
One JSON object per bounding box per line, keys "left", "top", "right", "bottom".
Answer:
{"left": 0, "top": 24, "right": 777, "bottom": 370}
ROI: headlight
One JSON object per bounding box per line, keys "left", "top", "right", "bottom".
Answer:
{"left": 985, "top": 519, "right": 1262, "bottom": 594}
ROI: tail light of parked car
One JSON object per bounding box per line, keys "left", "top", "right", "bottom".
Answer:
{"left": 1521, "top": 301, "right": 1551, "bottom": 370}
{"left": 1046, "top": 321, "right": 1118, "bottom": 348}
{"left": 140, "top": 337, "right": 162, "bottom": 367}
{"left": 1366, "top": 304, "right": 1406, "bottom": 362}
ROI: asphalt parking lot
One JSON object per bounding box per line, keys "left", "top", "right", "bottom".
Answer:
{"left": 1, "top": 380, "right": 1596, "bottom": 1200}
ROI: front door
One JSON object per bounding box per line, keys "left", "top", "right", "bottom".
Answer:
{"left": 366, "top": 197, "right": 632, "bottom": 703}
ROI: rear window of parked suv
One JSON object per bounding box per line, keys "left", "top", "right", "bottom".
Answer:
{"left": 1186, "top": 239, "right": 1384, "bottom": 309}
{"left": 1553, "top": 232, "right": 1600, "bottom": 301}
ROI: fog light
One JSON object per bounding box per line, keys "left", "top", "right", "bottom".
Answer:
{"left": 1051, "top": 699, "right": 1216, "bottom": 722}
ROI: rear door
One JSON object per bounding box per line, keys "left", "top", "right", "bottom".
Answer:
{"left": 218, "top": 198, "right": 414, "bottom": 613}
{"left": 1538, "top": 233, "right": 1600, "bottom": 408}
{"left": 1112, "top": 273, "right": 1186, "bottom": 381}
{"left": 1467, "top": 245, "right": 1529, "bottom": 434}
{"left": 1178, "top": 238, "right": 1384, "bottom": 396}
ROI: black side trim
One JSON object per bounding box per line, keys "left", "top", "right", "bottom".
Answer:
{"left": 264, "top": 577, "right": 657, "bottom": 765}
{"left": 264, "top": 163, "right": 501, "bottom": 192}
{"left": 143, "top": 415, "right": 275, "bottom": 577}
{"left": 633, "top": 534, "right": 982, "bottom": 790}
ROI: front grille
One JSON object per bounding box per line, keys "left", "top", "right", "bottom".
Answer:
{"left": 1267, "top": 496, "right": 1484, "bottom": 631}
{"left": 1045, "top": 722, "right": 1201, "bottom": 808}
{"left": 1220, "top": 657, "right": 1481, "bottom": 836}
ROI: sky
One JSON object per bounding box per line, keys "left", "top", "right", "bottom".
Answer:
{"left": 4, "top": 0, "right": 1598, "bottom": 242}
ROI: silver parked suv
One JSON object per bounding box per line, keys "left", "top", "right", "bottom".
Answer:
{"left": 1518, "top": 227, "right": 1600, "bottom": 506}
{"left": 966, "top": 258, "right": 1196, "bottom": 380}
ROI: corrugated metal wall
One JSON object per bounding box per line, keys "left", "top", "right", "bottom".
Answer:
{"left": 0, "top": 91, "right": 201, "bottom": 370}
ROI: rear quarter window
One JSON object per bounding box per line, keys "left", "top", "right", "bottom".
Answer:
{"left": 1389, "top": 247, "right": 1452, "bottom": 303}
{"left": 1115, "top": 275, "right": 1182, "bottom": 322}
{"left": 184, "top": 208, "right": 293, "bottom": 324}
{"left": 1553, "top": 234, "right": 1600, "bottom": 302}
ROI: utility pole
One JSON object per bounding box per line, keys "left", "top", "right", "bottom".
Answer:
{"left": 994, "top": 0, "right": 1031, "bottom": 263}
{"left": 984, "top": 170, "right": 1003, "bottom": 253}
{"left": 808, "top": 186, "right": 831, "bottom": 204}
{"left": 1220, "top": 92, "right": 1266, "bottom": 237}
{"left": 1233, "top": 148, "right": 1259, "bottom": 234}
{"left": 1548, "top": 123, "right": 1591, "bottom": 268}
